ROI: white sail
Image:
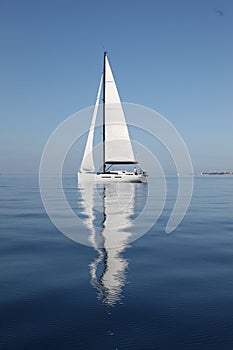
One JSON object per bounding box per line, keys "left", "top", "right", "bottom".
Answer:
{"left": 105, "top": 56, "right": 136, "bottom": 164}
{"left": 80, "top": 75, "right": 103, "bottom": 172}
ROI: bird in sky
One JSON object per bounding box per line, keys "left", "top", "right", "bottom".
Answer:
{"left": 215, "top": 9, "right": 224, "bottom": 16}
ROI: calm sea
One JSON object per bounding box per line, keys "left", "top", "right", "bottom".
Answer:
{"left": 1, "top": 175, "right": 233, "bottom": 350}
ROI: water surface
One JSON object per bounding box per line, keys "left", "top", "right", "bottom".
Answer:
{"left": 1, "top": 175, "right": 233, "bottom": 349}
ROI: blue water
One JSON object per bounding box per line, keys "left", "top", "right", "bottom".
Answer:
{"left": 1, "top": 175, "right": 233, "bottom": 349}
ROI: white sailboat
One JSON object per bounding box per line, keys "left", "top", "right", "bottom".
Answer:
{"left": 77, "top": 52, "right": 148, "bottom": 183}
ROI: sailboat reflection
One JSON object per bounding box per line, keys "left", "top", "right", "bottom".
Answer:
{"left": 79, "top": 181, "right": 135, "bottom": 306}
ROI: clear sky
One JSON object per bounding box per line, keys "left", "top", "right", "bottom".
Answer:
{"left": 0, "top": 0, "right": 232, "bottom": 174}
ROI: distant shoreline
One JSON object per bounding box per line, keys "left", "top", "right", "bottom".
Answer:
{"left": 201, "top": 171, "right": 233, "bottom": 176}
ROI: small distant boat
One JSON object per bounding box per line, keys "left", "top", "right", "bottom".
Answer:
{"left": 77, "top": 52, "right": 148, "bottom": 183}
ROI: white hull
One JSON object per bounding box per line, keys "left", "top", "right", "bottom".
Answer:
{"left": 77, "top": 171, "right": 147, "bottom": 183}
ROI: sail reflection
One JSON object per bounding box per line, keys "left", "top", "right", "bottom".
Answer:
{"left": 78, "top": 182, "right": 135, "bottom": 306}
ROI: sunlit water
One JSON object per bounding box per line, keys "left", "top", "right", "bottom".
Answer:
{"left": 1, "top": 175, "right": 233, "bottom": 349}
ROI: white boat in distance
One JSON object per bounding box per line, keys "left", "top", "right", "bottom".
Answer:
{"left": 78, "top": 52, "right": 148, "bottom": 183}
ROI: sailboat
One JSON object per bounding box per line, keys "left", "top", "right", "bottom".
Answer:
{"left": 78, "top": 52, "right": 148, "bottom": 183}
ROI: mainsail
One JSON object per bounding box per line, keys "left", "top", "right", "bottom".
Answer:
{"left": 104, "top": 55, "right": 136, "bottom": 164}
{"left": 80, "top": 75, "right": 103, "bottom": 172}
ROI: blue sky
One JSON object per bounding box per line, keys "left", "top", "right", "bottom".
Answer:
{"left": 0, "top": 0, "right": 232, "bottom": 173}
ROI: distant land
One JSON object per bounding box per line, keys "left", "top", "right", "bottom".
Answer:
{"left": 201, "top": 171, "right": 233, "bottom": 176}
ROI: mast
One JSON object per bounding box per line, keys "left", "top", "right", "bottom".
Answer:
{"left": 103, "top": 51, "right": 107, "bottom": 173}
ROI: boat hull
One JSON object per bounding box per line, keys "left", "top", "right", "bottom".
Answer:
{"left": 77, "top": 172, "right": 147, "bottom": 183}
